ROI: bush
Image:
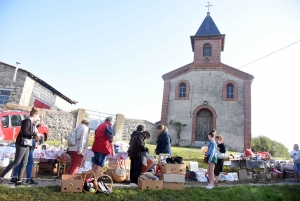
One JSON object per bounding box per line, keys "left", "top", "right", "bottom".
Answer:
{"left": 251, "top": 136, "right": 289, "bottom": 159}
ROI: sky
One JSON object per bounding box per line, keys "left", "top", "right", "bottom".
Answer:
{"left": 1, "top": 0, "right": 300, "bottom": 151}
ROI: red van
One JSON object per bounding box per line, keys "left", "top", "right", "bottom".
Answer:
{"left": 0, "top": 110, "right": 49, "bottom": 142}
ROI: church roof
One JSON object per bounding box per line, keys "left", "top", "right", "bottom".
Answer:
{"left": 195, "top": 12, "right": 221, "bottom": 36}
{"left": 162, "top": 62, "right": 254, "bottom": 81}
{"left": 190, "top": 12, "right": 225, "bottom": 52}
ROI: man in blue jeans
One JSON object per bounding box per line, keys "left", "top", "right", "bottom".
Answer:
{"left": 9, "top": 119, "right": 40, "bottom": 185}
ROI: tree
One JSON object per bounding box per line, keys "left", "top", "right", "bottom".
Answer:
{"left": 251, "top": 135, "right": 289, "bottom": 159}
{"left": 169, "top": 120, "right": 187, "bottom": 145}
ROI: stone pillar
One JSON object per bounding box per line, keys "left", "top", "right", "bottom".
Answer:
{"left": 76, "top": 108, "right": 86, "bottom": 126}
{"left": 114, "top": 114, "right": 125, "bottom": 141}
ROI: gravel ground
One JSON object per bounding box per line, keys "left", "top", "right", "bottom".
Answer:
{"left": 2, "top": 175, "right": 300, "bottom": 188}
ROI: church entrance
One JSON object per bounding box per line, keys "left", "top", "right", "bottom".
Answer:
{"left": 196, "top": 109, "right": 213, "bottom": 141}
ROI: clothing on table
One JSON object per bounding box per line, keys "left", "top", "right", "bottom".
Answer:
{"left": 214, "top": 143, "right": 226, "bottom": 176}
{"left": 205, "top": 140, "right": 217, "bottom": 163}
{"left": 92, "top": 121, "right": 114, "bottom": 155}
{"left": 66, "top": 151, "right": 84, "bottom": 175}
{"left": 155, "top": 131, "right": 172, "bottom": 155}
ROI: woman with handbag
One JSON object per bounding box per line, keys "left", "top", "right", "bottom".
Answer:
{"left": 0, "top": 107, "right": 40, "bottom": 186}
{"left": 205, "top": 129, "right": 217, "bottom": 189}
{"left": 214, "top": 135, "right": 226, "bottom": 186}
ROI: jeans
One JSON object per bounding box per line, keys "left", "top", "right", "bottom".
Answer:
{"left": 13, "top": 140, "right": 36, "bottom": 179}
{"left": 1, "top": 144, "right": 30, "bottom": 181}
{"left": 294, "top": 163, "right": 300, "bottom": 175}
{"left": 66, "top": 151, "right": 83, "bottom": 175}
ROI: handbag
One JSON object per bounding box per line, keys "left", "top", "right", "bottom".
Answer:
{"left": 21, "top": 122, "right": 33, "bottom": 146}
{"left": 204, "top": 155, "right": 209, "bottom": 164}
{"left": 216, "top": 150, "right": 228, "bottom": 159}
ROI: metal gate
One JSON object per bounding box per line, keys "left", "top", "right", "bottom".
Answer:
{"left": 85, "top": 109, "right": 116, "bottom": 131}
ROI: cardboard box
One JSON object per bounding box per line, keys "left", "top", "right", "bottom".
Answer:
{"left": 271, "top": 172, "right": 278, "bottom": 178}
{"left": 138, "top": 178, "right": 163, "bottom": 191}
{"left": 61, "top": 174, "right": 83, "bottom": 193}
{"left": 163, "top": 182, "right": 184, "bottom": 190}
{"left": 38, "top": 162, "right": 55, "bottom": 175}
{"left": 189, "top": 162, "right": 199, "bottom": 172}
{"left": 238, "top": 169, "right": 248, "bottom": 180}
{"left": 161, "top": 164, "right": 186, "bottom": 175}
{"left": 162, "top": 174, "right": 185, "bottom": 183}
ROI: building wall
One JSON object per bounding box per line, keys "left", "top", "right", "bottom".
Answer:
{"left": 55, "top": 95, "right": 72, "bottom": 112}
{"left": 166, "top": 70, "right": 245, "bottom": 151}
{"left": 0, "top": 64, "right": 27, "bottom": 108}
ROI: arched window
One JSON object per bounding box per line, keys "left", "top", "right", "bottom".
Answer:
{"left": 203, "top": 44, "right": 212, "bottom": 56}
{"left": 179, "top": 83, "right": 186, "bottom": 97}
{"left": 226, "top": 84, "right": 234, "bottom": 99}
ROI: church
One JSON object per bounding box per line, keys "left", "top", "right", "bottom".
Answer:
{"left": 160, "top": 11, "right": 254, "bottom": 152}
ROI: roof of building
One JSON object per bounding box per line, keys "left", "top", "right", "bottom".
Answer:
{"left": 190, "top": 12, "right": 225, "bottom": 51}
{"left": 162, "top": 62, "right": 254, "bottom": 81}
{"left": 0, "top": 62, "right": 78, "bottom": 104}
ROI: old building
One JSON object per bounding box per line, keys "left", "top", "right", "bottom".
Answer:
{"left": 160, "top": 12, "right": 254, "bottom": 151}
{"left": 0, "top": 61, "right": 77, "bottom": 112}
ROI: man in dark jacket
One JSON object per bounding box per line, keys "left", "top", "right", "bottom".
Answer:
{"left": 128, "top": 127, "right": 149, "bottom": 187}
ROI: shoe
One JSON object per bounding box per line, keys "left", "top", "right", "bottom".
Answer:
{"left": 15, "top": 181, "right": 26, "bottom": 187}
{"left": 26, "top": 179, "right": 38, "bottom": 185}
{"left": 129, "top": 183, "right": 138, "bottom": 187}
{"left": 206, "top": 184, "right": 214, "bottom": 189}
{"left": 9, "top": 177, "right": 17, "bottom": 184}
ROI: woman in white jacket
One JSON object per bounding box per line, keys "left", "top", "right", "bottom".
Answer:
{"left": 290, "top": 144, "right": 300, "bottom": 182}
{"left": 66, "top": 119, "right": 89, "bottom": 175}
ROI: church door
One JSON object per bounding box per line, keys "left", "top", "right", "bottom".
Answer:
{"left": 196, "top": 109, "right": 213, "bottom": 141}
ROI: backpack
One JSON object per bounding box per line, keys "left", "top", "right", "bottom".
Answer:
{"left": 67, "top": 128, "right": 77, "bottom": 146}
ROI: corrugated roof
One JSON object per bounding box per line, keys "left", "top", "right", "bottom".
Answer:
{"left": 0, "top": 62, "right": 78, "bottom": 104}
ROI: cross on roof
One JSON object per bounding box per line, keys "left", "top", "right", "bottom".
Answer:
{"left": 205, "top": 2, "right": 213, "bottom": 12}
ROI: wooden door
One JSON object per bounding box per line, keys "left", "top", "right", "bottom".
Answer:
{"left": 196, "top": 109, "right": 212, "bottom": 141}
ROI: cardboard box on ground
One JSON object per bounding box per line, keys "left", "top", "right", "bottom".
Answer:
{"left": 38, "top": 162, "right": 55, "bottom": 175}
{"left": 163, "top": 182, "right": 184, "bottom": 190}
{"left": 61, "top": 175, "right": 83, "bottom": 193}
{"left": 138, "top": 177, "right": 163, "bottom": 190}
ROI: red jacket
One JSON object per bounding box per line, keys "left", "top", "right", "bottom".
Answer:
{"left": 92, "top": 121, "right": 114, "bottom": 155}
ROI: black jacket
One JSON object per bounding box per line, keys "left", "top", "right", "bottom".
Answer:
{"left": 16, "top": 118, "right": 35, "bottom": 147}
{"left": 128, "top": 131, "right": 148, "bottom": 159}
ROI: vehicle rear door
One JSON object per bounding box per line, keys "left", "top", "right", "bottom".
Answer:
{"left": 0, "top": 115, "right": 13, "bottom": 140}
{"left": 10, "top": 114, "right": 22, "bottom": 140}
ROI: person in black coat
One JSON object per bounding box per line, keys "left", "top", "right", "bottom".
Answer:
{"left": 0, "top": 107, "right": 40, "bottom": 186}
{"left": 155, "top": 124, "right": 172, "bottom": 155}
{"left": 214, "top": 135, "right": 226, "bottom": 186}
{"left": 128, "top": 128, "right": 149, "bottom": 187}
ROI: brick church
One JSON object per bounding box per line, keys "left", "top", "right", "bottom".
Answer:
{"left": 160, "top": 11, "right": 254, "bottom": 152}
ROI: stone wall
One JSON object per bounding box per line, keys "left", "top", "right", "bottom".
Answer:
{"left": 122, "top": 118, "right": 157, "bottom": 143}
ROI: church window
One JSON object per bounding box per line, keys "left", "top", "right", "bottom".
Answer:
{"left": 222, "top": 81, "right": 238, "bottom": 101}
{"left": 179, "top": 83, "right": 186, "bottom": 97}
{"left": 175, "top": 80, "right": 190, "bottom": 100}
{"left": 226, "top": 84, "right": 234, "bottom": 98}
{"left": 203, "top": 44, "right": 212, "bottom": 56}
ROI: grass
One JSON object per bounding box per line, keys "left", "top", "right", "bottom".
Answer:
{"left": 0, "top": 185, "right": 299, "bottom": 201}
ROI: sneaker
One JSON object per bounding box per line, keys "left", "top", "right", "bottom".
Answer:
{"left": 9, "top": 177, "right": 17, "bottom": 184}
{"left": 129, "top": 183, "right": 138, "bottom": 187}
{"left": 206, "top": 184, "right": 214, "bottom": 189}
{"left": 15, "top": 181, "right": 26, "bottom": 187}
{"left": 26, "top": 179, "right": 38, "bottom": 185}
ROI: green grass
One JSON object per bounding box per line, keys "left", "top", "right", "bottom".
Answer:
{"left": 0, "top": 185, "right": 299, "bottom": 201}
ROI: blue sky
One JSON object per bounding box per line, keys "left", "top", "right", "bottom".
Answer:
{"left": 1, "top": 0, "right": 300, "bottom": 151}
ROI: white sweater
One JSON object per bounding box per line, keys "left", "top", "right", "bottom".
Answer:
{"left": 68, "top": 124, "right": 89, "bottom": 156}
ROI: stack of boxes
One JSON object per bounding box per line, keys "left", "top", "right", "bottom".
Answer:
{"left": 159, "top": 154, "right": 186, "bottom": 190}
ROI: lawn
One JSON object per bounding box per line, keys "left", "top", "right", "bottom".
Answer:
{"left": 0, "top": 184, "right": 299, "bottom": 201}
